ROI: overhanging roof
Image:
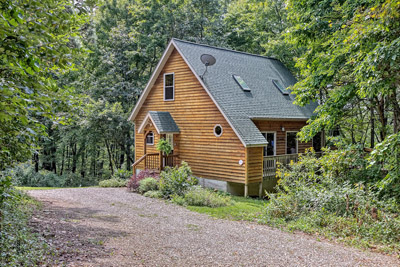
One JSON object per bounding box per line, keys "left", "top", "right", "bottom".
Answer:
{"left": 138, "top": 111, "right": 180, "bottom": 134}
{"left": 129, "top": 39, "right": 317, "bottom": 147}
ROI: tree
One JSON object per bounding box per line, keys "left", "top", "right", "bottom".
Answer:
{"left": 286, "top": 0, "right": 400, "bottom": 191}
{"left": 223, "top": 0, "right": 299, "bottom": 71}
{"left": 0, "top": 0, "right": 89, "bottom": 169}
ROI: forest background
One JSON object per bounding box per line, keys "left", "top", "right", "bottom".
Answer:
{"left": 1, "top": 0, "right": 399, "bottom": 191}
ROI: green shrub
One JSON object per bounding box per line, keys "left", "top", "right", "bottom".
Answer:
{"left": 138, "top": 177, "right": 159, "bottom": 194}
{"left": 112, "top": 169, "right": 132, "bottom": 180}
{"left": 159, "top": 161, "right": 198, "bottom": 197}
{"left": 184, "top": 186, "right": 232, "bottom": 208}
{"left": 5, "top": 163, "right": 99, "bottom": 188}
{"left": 263, "top": 149, "right": 400, "bottom": 252}
{"left": 98, "top": 178, "right": 127, "bottom": 187}
{"left": 0, "top": 175, "right": 51, "bottom": 265}
{"left": 171, "top": 194, "right": 186, "bottom": 206}
{"left": 143, "top": 190, "right": 163, "bottom": 198}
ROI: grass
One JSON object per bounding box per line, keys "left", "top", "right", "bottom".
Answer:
{"left": 187, "top": 196, "right": 266, "bottom": 222}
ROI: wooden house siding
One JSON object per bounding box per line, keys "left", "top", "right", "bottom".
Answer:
{"left": 134, "top": 48, "right": 246, "bottom": 183}
{"left": 245, "top": 147, "right": 263, "bottom": 184}
{"left": 253, "top": 120, "right": 313, "bottom": 155}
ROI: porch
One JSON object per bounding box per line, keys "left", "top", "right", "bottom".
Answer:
{"left": 263, "top": 152, "right": 322, "bottom": 180}
{"left": 132, "top": 152, "right": 180, "bottom": 174}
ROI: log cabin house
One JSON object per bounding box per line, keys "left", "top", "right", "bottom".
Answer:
{"left": 128, "top": 39, "right": 322, "bottom": 197}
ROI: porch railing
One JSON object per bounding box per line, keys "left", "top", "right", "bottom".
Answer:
{"left": 263, "top": 152, "right": 322, "bottom": 179}
{"left": 163, "top": 154, "right": 180, "bottom": 168}
{"left": 132, "top": 153, "right": 180, "bottom": 174}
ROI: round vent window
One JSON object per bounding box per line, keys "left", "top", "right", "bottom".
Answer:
{"left": 214, "top": 124, "right": 223, "bottom": 137}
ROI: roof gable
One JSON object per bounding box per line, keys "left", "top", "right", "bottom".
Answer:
{"left": 129, "top": 39, "right": 317, "bottom": 147}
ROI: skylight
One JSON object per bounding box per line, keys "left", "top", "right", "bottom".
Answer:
{"left": 233, "top": 75, "right": 251, "bottom": 92}
{"left": 272, "top": 79, "right": 289, "bottom": 95}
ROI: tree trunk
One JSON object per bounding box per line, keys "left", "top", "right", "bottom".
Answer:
{"left": 370, "top": 106, "right": 375, "bottom": 148}
{"left": 105, "top": 139, "right": 114, "bottom": 175}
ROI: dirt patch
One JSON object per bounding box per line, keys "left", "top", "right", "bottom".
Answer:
{"left": 29, "top": 199, "right": 126, "bottom": 266}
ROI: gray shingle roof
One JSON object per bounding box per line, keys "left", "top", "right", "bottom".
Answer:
{"left": 173, "top": 39, "right": 317, "bottom": 146}
{"left": 149, "top": 111, "right": 180, "bottom": 133}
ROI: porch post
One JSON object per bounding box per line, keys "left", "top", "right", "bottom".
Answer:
{"left": 159, "top": 151, "right": 163, "bottom": 172}
{"left": 143, "top": 132, "right": 147, "bottom": 169}
{"left": 244, "top": 147, "right": 249, "bottom": 197}
{"left": 258, "top": 182, "right": 263, "bottom": 198}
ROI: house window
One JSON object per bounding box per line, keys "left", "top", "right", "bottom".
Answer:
{"left": 214, "top": 124, "right": 223, "bottom": 137}
{"left": 164, "top": 73, "right": 174, "bottom": 101}
{"left": 262, "top": 132, "right": 276, "bottom": 156}
{"left": 146, "top": 132, "right": 154, "bottom": 145}
{"left": 312, "top": 132, "right": 322, "bottom": 152}
{"left": 286, "top": 132, "right": 298, "bottom": 154}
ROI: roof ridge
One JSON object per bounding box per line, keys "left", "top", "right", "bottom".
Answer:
{"left": 172, "top": 38, "right": 278, "bottom": 61}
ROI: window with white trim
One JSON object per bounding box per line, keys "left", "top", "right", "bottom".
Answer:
{"left": 164, "top": 73, "right": 174, "bottom": 101}
{"left": 146, "top": 132, "right": 154, "bottom": 145}
{"left": 214, "top": 124, "right": 223, "bottom": 137}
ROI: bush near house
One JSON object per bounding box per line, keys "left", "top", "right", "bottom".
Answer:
{"left": 143, "top": 190, "right": 163, "bottom": 198}
{"left": 158, "top": 161, "right": 198, "bottom": 197}
{"left": 182, "top": 186, "right": 232, "bottom": 208}
{"left": 136, "top": 162, "right": 232, "bottom": 208}
{"left": 138, "top": 178, "right": 159, "bottom": 194}
{"left": 262, "top": 148, "right": 400, "bottom": 253}
{"left": 127, "top": 169, "right": 159, "bottom": 192}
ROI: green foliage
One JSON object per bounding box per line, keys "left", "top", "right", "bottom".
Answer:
{"left": 138, "top": 178, "right": 159, "bottom": 194}
{"left": 156, "top": 138, "right": 173, "bottom": 155}
{"left": 159, "top": 161, "right": 198, "bottom": 197}
{"left": 285, "top": 0, "right": 400, "bottom": 181}
{"left": 6, "top": 163, "right": 98, "bottom": 187}
{"left": 263, "top": 150, "right": 400, "bottom": 253}
{"left": 112, "top": 169, "right": 132, "bottom": 180}
{"left": 98, "top": 178, "right": 127, "bottom": 188}
{"left": 143, "top": 190, "right": 163, "bottom": 199}
{"left": 171, "top": 194, "right": 187, "bottom": 206}
{"left": 0, "top": 175, "right": 50, "bottom": 265}
{"left": 370, "top": 133, "right": 400, "bottom": 198}
{"left": 183, "top": 186, "right": 232, "bottom": 208}
{"left": 224, "top": 0, "right": 299, "bottom": 71}
{"left": 0, "top": 0, "right": 90, "bottom": 169}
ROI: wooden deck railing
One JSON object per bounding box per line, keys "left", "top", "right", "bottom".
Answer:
{"left": 163, "top": 154, "right": 179, "bottom": 168}
{"left": 132, "top": 153, "right": 180, "bottom": 174}
{"left": 263, "top": 152, "right": 322, "bottom": 179}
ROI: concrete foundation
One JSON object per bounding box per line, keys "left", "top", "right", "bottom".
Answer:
{"left": 197, "top": 177, "right": 278, "bottom": 197}
{"left": 197, "top": 177, "right": 228, "bottom": 192}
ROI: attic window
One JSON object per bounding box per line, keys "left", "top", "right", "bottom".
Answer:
{"left": 233, "top": 75, "right": 250, "bottom": 92}
{"left": 272, "top": 79, "right": 289, "bottom": 95}
{"left": 164, "top": 73, "right": 174, "bottom": 101}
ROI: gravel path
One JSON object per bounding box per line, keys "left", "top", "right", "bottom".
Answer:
{"left": 28, "top": 188, "right": 399, "bottom": 266}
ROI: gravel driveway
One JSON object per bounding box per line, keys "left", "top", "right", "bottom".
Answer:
{"left": 28, "top": 188, "right": 399, "bottom": 266}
